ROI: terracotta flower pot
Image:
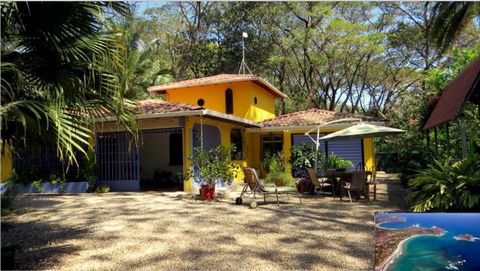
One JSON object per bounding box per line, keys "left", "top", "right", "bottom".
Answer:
{"left": 200, "top": 184, "right": 215, "bottom": 201}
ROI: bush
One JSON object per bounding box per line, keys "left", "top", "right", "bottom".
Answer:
{"left": 323, "top": 153, "right": 354, "bottom": 171}
{"left": 290, "top": 144, "right": 318, "bottom": 177}
{"left": 32, "top": 180, "right": 43, "bottom": 193}
{"left": 95, "top": 184, "right": 110, "bottom": 193}
{"left": 264, "top": 172, "right": 295, "bottom": 187}
{"left": 262, "top": 151, "right": 285, "bottom": 174}
{"left": 189, "top": 145, "right": 239, "bottom": 187}
{"left": 406, "top": 154, "right": 480, "bottom": 212}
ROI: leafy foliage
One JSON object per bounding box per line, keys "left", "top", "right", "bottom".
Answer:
{"left": 290, "top": 144, "right": 317, "bottom": 177}
{"left": 407, "top": 154, "right": 480, "bottom": 212}
{"left": 1, "top": 2, "right": 135, "bottom": 165}
{"left": 407, "top": 155, "right": 480, "bottom": 212}
{"left": 189, "top": 145, "right": 239, "bottom": 186}
{"left": 264, "top": 172, "right": 295, "bottom": 188}
{"left": 323, "top": 153, "right": 354, "bottom": 171}
{"left": 431, "top": 2, "right": 480, "bottom": 52}
{"left": 261, "top": 151, "right": 285, "bottom": 174}
{"left": 95, "top": 184, "right": 110, "bottom": 193}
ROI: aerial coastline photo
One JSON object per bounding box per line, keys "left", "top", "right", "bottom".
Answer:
{"left": 375, "top": 213, "right": 480, "bottom": 271}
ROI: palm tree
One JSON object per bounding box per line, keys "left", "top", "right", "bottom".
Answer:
{"left": 1, "top": 2, "right": 136, "bottom": 165}
{"left": 431, "top": 2, "right": 480, "bottom": 51}
{"left": 110, "top": 15, "right": 170, "bottom": 100}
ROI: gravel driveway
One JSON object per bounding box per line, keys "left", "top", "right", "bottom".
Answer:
{"left": 1, "top": 179, "right": 408, "bottom": 270}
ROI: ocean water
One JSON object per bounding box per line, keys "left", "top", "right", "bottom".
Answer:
{"left": 376, "top": 213, "right": 480, "bottom": 271}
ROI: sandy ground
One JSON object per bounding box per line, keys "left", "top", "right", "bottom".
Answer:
{"left": 1, "top": 179, "right": 409, "bottom": 271}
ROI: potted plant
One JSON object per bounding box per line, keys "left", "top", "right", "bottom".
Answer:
{"left": 323, "top": 153, "right": 354, "bottom": 172}
{"left": 264, "top": 172, "right": 295, "bottom": 187}
{"left": 261, "top": 151, "right": 285, "bottom": 175}
{"left": 289, "top": 143, "right": 319, "bottom": 177}
{"left": 189, "top": 145, "right": 239, "bottom": 201}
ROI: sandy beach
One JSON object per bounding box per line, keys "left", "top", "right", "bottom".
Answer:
{"left": 376, "top": 231, "right": 447, "bottom": 271}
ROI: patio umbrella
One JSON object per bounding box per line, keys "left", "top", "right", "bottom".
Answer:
{"left": 319, "top": 123, "right": 405, "bottom": 141}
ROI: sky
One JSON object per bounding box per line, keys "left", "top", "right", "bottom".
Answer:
{"left": 135, "top": 1, "right": 166, "bottom": 16}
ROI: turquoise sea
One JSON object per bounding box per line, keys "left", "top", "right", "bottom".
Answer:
{"left": 376, "top": 213, "right": 480, "bottom": 271}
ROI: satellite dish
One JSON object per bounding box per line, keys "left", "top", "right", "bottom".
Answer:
{"left": 242, "top": 32, "right": 248, "bottom": 38}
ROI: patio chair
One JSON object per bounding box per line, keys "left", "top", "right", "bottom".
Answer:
{"left": 305, "top": 168, "right": 335, "bottom": 198}
{"left": 237, "top": 167, "right": 302, "bottom": 207}
{"left": 342, "top": 171, "right": 368, "bottom": 203}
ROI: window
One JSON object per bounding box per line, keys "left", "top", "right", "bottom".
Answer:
{"left": 169, "top": 133, "right": 183, "bottom": 165}
{"left": 225, "top": 88, "right": 233, "bottom": 114}
{"left": 261, "top": 134, "right": 283, "bottom": 159}
{"left": 230, "top": 128, "right": 244, "bottom": 160}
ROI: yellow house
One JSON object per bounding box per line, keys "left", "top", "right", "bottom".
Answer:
{"left": 2, "top": 74, "right": 379, "bottom": 192}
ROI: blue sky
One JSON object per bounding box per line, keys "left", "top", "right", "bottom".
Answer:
{"left": 134, "top": 1, "right": 166, "bottom": 16}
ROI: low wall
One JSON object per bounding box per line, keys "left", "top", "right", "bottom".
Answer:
{"left": 14, "top": 182, "right": 89, "bottom": 193}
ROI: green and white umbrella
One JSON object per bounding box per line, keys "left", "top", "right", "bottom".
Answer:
{"left": 319, "top": 123, "right": 404, "bottom": 141}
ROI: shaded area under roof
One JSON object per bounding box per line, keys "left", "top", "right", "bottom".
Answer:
{"left": 424, "top": 57, "right": 480, "bottom": 130}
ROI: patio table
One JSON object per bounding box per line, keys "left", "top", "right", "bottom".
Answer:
{"left": 324, "top": 171, "right": 371, "bottom": 201}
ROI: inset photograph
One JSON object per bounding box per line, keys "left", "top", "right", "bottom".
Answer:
{"left": 375, "top": 212, "right": 480, "bottom": 271}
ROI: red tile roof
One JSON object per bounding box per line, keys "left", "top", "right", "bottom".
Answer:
{"left": 423, "top": 57, "right": 480, "bottom": 129}
{"left": 147, "top": 73, "right": 287, "bottom": 98}
{"left": 136, "top": 99, "right": 201, "bottom": 114}
{"left": 261, "top": 108, "right": 378, "bottom": 127}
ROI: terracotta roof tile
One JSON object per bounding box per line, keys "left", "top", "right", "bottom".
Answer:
{"left": 147, "top": 73, "right": 287, "bottom": 98}
{"left": 136, "top": 99, "right": 201, "bottom": 114}
{"left": 261, "top": 108, "right": 377, "bottom": 127}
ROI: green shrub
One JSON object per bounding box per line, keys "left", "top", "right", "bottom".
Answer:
{"left": 50, "top": 175, "right": 65, "bottom": 192}
{"left": 264, "top": 172, "right": 295, "bottom": 187}
{"left": 406, "top": 154, "right": 480, "bottom": 212}
{"left": 79, "top": 150, "right": 97, "bottom": 188}
{"left": 290, "top": 144, "right": 319, "bottom": 177}
{"left": 95, "top": 184, "right": 110, "bottom": 193}
{"left": 189, "top": 145, "right": 239, "bottom": 186}
{"left": 261, "top": 151, "right": 285, "bottom": 174}
{"left": 323, "top": 153, "right": 354, "bottom": 171}
{"left": 32, "top": 180, "right": 43, "bottom": 193}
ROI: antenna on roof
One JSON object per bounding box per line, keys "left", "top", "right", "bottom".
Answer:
{"left": 238, "top": 32, "right": 252, "bottom": 74}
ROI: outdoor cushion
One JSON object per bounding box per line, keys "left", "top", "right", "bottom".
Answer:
{"left": 275, "top": 186, "right": 298, "bottom": 192}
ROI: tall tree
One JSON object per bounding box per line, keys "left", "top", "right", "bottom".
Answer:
{"left": 431, "top": 2, "right": 480, "bottom": 52}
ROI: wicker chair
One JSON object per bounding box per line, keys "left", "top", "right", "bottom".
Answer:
{"left": 342, "top": 171, "right": 368, "bottom": 203}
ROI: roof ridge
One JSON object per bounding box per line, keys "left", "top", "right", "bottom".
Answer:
{"left": 261, "top": 107, "right": 378, "bottom": 127}
{"left": 146, "top": 73, "right": 287, "bottom": 98}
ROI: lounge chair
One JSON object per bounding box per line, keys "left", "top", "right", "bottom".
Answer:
{"left": 236, "top": 167, "right": 302, "bottom": 207}
{"left": 342, "top": 171, "right": 368, "bottom": 203}
{"left": 305, "top": 168, "right": 335, "bottom": 198}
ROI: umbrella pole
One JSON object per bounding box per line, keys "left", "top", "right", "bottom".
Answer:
{"left": 314, "top": 127, "right": 320, "bottom": 173}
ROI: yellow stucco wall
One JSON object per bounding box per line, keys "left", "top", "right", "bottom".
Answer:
{"left": 363, "top": 137, "right": 376, "bottom": 171}
{"left": 164, "top": 81, "right": 277, "bottom": 122}
{"left": 1, "top": 143, "right": 13, "bottom": 182}
{"left": 183, "top": 116, "right": 248, "bottom": 192}
{"left": 244, "top": 129, "right": 377, "bottom": 179}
